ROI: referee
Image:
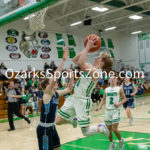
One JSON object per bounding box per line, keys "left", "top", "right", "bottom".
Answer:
{"left": 5, "top": 81, "right": 31, "bottom": 131}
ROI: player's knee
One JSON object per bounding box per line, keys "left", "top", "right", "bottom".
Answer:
{"left": 112, "top": 127, "right": 117, "bottom": 133}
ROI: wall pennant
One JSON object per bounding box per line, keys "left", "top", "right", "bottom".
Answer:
{"left": 9, "top": 53, "right": 21, "bottom": 59}
{"left": 40, "top": 54, "right": 50, "bottom": 59}
{"left": 6, "top": 37, "right": 17, "bottom": 44}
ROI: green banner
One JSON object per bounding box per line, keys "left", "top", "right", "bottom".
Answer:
{"left": 67, "top": 34, "right": 76, "bottom": 46}
{"left": 101, "top": 38, "right": 106, "bottom": 48}
{"left": 107, "top": 39, "right": 114, "bottom": 49}
{"left": 69, "top": 48, "right": 76, "bottom": 58}
{"left": 56, "top": 47, "right": 64, "bottom": 58}
{"left": 138, "top": 33, "right": 150, "bottom": 65}
{"left": 56, "top": 33, "right": 64, "bottom": 45}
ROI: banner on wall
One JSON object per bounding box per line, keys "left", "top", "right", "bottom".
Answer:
{"left": 7, "top": 29, "right": 19, "bottom": 36}
{"left": 69, "top": 48, "right": 76, "bottom": 58}
{"left": 138, "top": 33, "right": 150, "bottom": 65}
{"left": 67, "top": 34, "right": 76, "bottom": 46}
{"left": 56, "top": 47, "right": 64, "bottom": 58}
{"left": 107, "top": 39, "right": 115, "bottom": 58}
{"left": 38, "top": 32, "right": 48, "bottom": 38}
{"left": 56, "top": 33, "right": 64, "bottom": 45}
{"left": 19, "top": 31, "right": 40, "bottom": 58}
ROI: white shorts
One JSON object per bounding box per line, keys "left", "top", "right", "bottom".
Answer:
{"left": 104, "top": 109, "right": 120, "bottom": 125}
{"left": 57, "top": 95, "right": 92, "bottom": 127}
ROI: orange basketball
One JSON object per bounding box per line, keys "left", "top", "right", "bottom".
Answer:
{"left": 84, "top": 34, "right": 101, "bottom": 53}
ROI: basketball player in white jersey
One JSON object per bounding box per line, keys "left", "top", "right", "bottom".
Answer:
{"left": 96, "top": 74, "right": 126, "bottom": 150}
{"left": 56, "top": 36, "right": 113, "bottom": 138}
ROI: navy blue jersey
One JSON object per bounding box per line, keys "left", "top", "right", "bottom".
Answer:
{"left": 123, "top": 83, "right": 134, "bottom": 99}
{"left": 40, "top": 92, "right": 59, "bottom": 123}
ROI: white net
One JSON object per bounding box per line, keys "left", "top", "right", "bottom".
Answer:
{"left": 29, "top": 7, "right": 48, "bottom": 32}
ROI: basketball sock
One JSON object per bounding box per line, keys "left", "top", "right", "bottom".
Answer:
{"left": 81, "top": 126, "right": 98, "bottom": 136}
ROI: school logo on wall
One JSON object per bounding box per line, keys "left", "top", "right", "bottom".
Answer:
{"left": 19, "top": 31, "right": 40, "bottom": 58}
{"left": 6, "top": 45, "right": 18, "bottom": 51}
{"left": 41, "top": 47, "right": 51, "bottom": 53}
{"left": 6, "top": 37, "right": 17, "bottom": 44}
{"left": 38, "top": 32, "right": 48, "bottom": 38}
{"left": 40, "top": 54, "right": 50, "bottom": 59}
{"left": 41, "top": 39, "right": 50, "bottom": 45}
{"left": 9, "top": 53, "right": 21, "bottom": 59}
{"left": 7, "top": 29, "right": 19, "bottom": 36}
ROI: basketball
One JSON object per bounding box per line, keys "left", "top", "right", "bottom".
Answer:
{"left": 84, "top": 34, "right": 101, "bottom": 53}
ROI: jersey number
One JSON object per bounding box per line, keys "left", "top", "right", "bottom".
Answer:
{"left": 126, "top": 90, "right": 130, "bottom": 95}
{"left": 110, "top": 97, "right": 114, "bottom": 105}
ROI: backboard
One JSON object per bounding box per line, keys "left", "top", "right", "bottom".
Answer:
{"left": 0, "top": 0, "right": 58, "bottom": 27}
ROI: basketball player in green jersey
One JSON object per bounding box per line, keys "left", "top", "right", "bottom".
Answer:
{"left": 56, "top": 36, "right": 113, "bottom": 138}
{"left": 96, "top": 74, "right": 126, "bottom": 150}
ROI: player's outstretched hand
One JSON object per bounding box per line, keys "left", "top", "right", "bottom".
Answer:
{"left": 63, "top": 47, "right": 69, "bottom": 61}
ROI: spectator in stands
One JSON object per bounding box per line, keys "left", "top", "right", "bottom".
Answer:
{"left": 0, "top": 62, "right": 7, "bottom": 69}
{"left": 5, "top": 81, "right": 30, "bottom": 131}
{"left": 44, "top": 62, "right": 49, "bottom": 72}
{"left": 29, "top": 93, "right": 39, "bottom": 114}
{"left": 50, "top": 61, "right": 57, "bottom": 71}
{"left": 91, "top": 88, "right": 100, "bottom": 105}
{"left": 98, "top": 78, "right": 104, "bottom": 86}
{"left": 0, "top": 66, "right": 8, "bottom": 80}
{"left": 20, "top": 78, "right": 27, "bottom": 89}
{"left": 137, "top": 83, "right": 144, "bottom": 96}
{"left": 99, "top": 87, "right": 104, "bottom": 99}
{"left": 20, "top": 88, "right": 27, "bottom": 116}
{"left": 70, "top": 64, "right": 74, "bottom": 70}
{"left": 29, "top": 83, "right": 38, "bottom": 97}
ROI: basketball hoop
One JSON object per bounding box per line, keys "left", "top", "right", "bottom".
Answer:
{"left": 29, "top": 7, "right": 48, "bottom": 32}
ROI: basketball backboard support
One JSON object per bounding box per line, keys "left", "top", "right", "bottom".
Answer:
{"left": 0, "top": 0, "right": 58, "bottom": 27}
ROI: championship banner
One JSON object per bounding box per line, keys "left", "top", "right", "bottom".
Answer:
{"left": 138, "top": 33, "right": 150, "bottom": 65}
{"left": 69, "top": 48, "right": 76, "bottom": 58}
{"left": 67, "top": 34, "right": 76, "bottom": 46}
{"left": 101, "top": 38, "right": 106, "bottom": 48}
{"left": 56, "top": 47, "right": 64, "bottom": 58}
{"left": 56, "top": 33, "right": 64, "bottom": 45}
{"left": 107, "top": 39, "right": 115, "bottom": 58}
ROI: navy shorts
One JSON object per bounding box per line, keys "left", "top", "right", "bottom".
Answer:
{"left": 123, "top": 99, "right": 134, "bottom": 109}
{"left": 37, "top": 125, "right": 60, "bottom": 150}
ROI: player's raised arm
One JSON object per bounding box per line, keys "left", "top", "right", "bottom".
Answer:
{"left": 45, "top": 47, "right": 69, "bottom": 94}
{"left": 57, "top": 70, "right": 74, "bottom": 96}
{"left": 72, "top": 52, "right": 81, "bottom": 66}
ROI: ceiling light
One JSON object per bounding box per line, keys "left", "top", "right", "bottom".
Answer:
{"left": 70, "top": 21, "right": 82, "bottom": 26}
{"left": 92, "top": 6, "right": 109, "bottom": 12}
{"left": 131, "top": 31, "right": 142, "bottom": 34}
{"left": 105, "top": 26, "right": 116, "bottom": 31}
{"left": 129, "top": 15, "right": 143, "bottom": 20}
{"left": 24, "top": 14, "right": 35, "bottom": 20}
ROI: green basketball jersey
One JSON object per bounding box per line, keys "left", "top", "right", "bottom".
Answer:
{"left": 105, "top": 86, "right": 121, "bottom": 110}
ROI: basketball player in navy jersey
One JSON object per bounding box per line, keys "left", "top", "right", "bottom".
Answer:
{"left": 121, "top": 77, "right": 137, "bottom": 126}
{"left": 36, "top": 47, "right": 74, "bottom": 150}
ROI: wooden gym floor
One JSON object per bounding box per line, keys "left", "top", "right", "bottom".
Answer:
{"left": 0, "top": 95, "right": 150, "bottom": 150}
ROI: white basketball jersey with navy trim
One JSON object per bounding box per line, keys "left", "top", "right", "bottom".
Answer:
{"left": 105, "top": 86, "right": 121, "bottom": 110}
